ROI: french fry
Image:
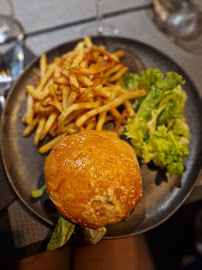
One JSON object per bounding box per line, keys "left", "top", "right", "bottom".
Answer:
{"left": 58, "top": 100, "right": 101, "bottom": 128}
{"left": 96, "top": 112, "right": 107, "bottom": 130}
{"left": 40, "top": 54, "right": 47, "bottom": 78}
{"left": 21, "top": 114, "right": 27, "bottom": 124}
{"left": 54, "top": 66, "right": 61, "bottom": 77}
{"left": 22, "top": 118, "right": 38, "bottom": 137}
{"left": 81, "top": 116, "right": 96, "bottom": 126}
{"left": 85, "top": 121, "right": 97, "bottom": 131}
{"left": 49, "top": 120, "right": 58, "bottom": 137}
{"left": 108, "top": 66, "right": 128, "bottom": 82}
{"left": 40, "top": 112, "right": 58, "bottom": 140}
{"left": 92, "top": 46, "right": 119, "bottom": 63}
{"left": 66, "top": 91, "right": 78, "bottom": 107}
{"left": 43, "top": 78, "right": 54, "bottom": 93}
{"left": 77, "top": 75, "right": 93, "bottom": 87}
{"left": 60, "top": 122, "right": 79, "bottom": 134}
{"left": 109, "top": 108, "right": 122, "bottom": 120}
{"left": 53, "top": 77, "right": 69, "bottom": 86}
{"left": 113, "top": 50, "right": 125, "bottom": 59}
{"left": 34, "top": 117, "right": 46, "bottom": 145}
{"left": 76, "top": 89, "right": 147, "bottom": 127}
{"left": 60, "top": 86, "right": 70, "bottom": 110}
{"left": 104, "top": 115, "right": 113, "bottom": 123}
{"left": 26, "top": 85, "right": 49, "bottom": 100}
{"left": 48, "top": 100, "right": 63, "bottom": 113}
{"left": 49, "top": 83, "right": 57, "bottom": 96}
{"left": 48, "top": 84, "right": 63, "bottom": 113}
{"left": 81, "top": 76, "right": 104, "bottom": 96}
{"left": 105, "top": 64, "right": 123, "bottom": 78}
{"left": 62, "top": 110, "right": 84, "bottom": 129}
{"left": 114, "top": 110, "right": 130, "bottom": 133}
{"left": 80, "top": 51, "right": 92, "bottom": 67}
{"left": 71, "top": 50, "right": 85, "bottom": 67}
{"left": 102, "top": 85, "right": 120, "bottom": 100}
{"left": 36, "top": 65, "right": 56, "bottom": 92}
{"left": 53, "top": 57, "right": 62, "bottom": 65}
{"left": 26, "top": 94, "right": 34, "bottom": 126}
{"left": 61, "top": 69, "right": 69, "bottom": 79}
{"left": 70, "top": 62, "right": 114, "bottom": 75}
{"left": 69, "top": 72, "right": 79, "bottom": 91}
{"left": 123, "top": 100, "right": 136, "bottom": 117}
{"left": 63, "top": 51, "right": 78, "bottom": 68}
{"left": 84, "top": 36, "right": 93, "bottom": 48}
{"left": 34, "top": 103, "right": 57, "bottom": 116}
{"left": 39, "top": 134, "right": 63, "bottom": 154}
{"left": 93, "top": 86, "right": 111, "bottom": 98}
{"left": 74, "top": 41, "right": 85, "bottom": 51}
{"left": 33, "top": 68, "right": 41, "bottom": 77}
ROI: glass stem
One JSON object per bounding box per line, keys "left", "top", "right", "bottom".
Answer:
{"left": 8, "top": 0, "right": 15, "bottom": 18}
{"left": 96, "top": 0, "right": 103, "bottom": 35}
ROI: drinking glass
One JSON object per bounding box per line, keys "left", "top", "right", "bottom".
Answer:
{"left": 82, "top": 0, "right": 119, "bottom": 36}
{"left": 0, "top": 0, "right": 24, "bottom": 106}
{"left": 147, "top": 0, "right": 202, "bottom": 55}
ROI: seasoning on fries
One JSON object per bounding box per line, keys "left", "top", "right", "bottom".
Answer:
{"left": 21, "top": 37, "right": 147, "bottom": 153}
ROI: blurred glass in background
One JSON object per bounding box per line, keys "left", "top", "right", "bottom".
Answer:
{"left": 0, "top": 0, "right": 24, "bottom": 106}
{"left": 147, "top": 0, "right": 202, "bottom": 55}
{"left": 82, "top": 0, "right": 119, "bottom": 36}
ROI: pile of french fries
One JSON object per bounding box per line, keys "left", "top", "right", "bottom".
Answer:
{"left": 22, "top": 37, "right": 147, "bottom": 154}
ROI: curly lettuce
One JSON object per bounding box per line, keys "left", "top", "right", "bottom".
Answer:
{"left": 124, "top": 69, "right": 191, "bottom": 176}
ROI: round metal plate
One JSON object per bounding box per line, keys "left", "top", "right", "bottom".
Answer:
{"left": 1, "top": 36, "right": 201, "bottom": 238}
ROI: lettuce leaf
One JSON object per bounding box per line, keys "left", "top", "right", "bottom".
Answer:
{"left": 122, "top": 69, "right": 164, "bottom": 110}
{"left": 136, "top": 72, "right": 185, "bottom": 121}
{"left": 124, "top": 69, "right": 191, "bottom": 176}
{"left": 32, "top": 184, "right": 46, "bottom": 198}
{"left": 47, "top": 216, "right": 75, "bottom": 250}
{"left": 122, "top": 68, "right": 163, "bottom": 92}
{"left": 84, "top": 227, "right": 106, "bottom": 244}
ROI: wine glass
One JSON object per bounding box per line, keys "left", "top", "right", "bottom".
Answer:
{"left": 82, "top": 0, "right": 119, "bottom": 36}
{"left": 0, "top": 0, "right": 24, "bottom": 106}
{"left": 146, "top": 0, "right": 202, "bottom": 55}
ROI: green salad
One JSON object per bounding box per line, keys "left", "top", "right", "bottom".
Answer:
{"left": 122, "top": 68, "right": 191, "bottom": 176}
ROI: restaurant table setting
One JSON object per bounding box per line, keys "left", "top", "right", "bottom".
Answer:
{"left": 0, "top": 0, "right": 201, "bottom": 260}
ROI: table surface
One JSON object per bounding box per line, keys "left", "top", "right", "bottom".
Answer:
{"left": 1, "top": 0, "right": 202, "bottom": 256}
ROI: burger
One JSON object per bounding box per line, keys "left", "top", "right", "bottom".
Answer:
{"left": 44, "top": 130, "right": 142, "bottom": 248}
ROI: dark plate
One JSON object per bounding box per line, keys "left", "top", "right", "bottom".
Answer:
{"left": 1, "top": 36, "right": 201, "bottom": 238}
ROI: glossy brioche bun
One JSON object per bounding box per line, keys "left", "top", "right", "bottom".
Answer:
{"left": 44, "top": 130, "right": 142, "bottom": 229}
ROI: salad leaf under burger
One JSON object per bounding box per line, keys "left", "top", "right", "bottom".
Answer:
{"left": 47, "top": 215, "right": 75, "bottom": 250}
